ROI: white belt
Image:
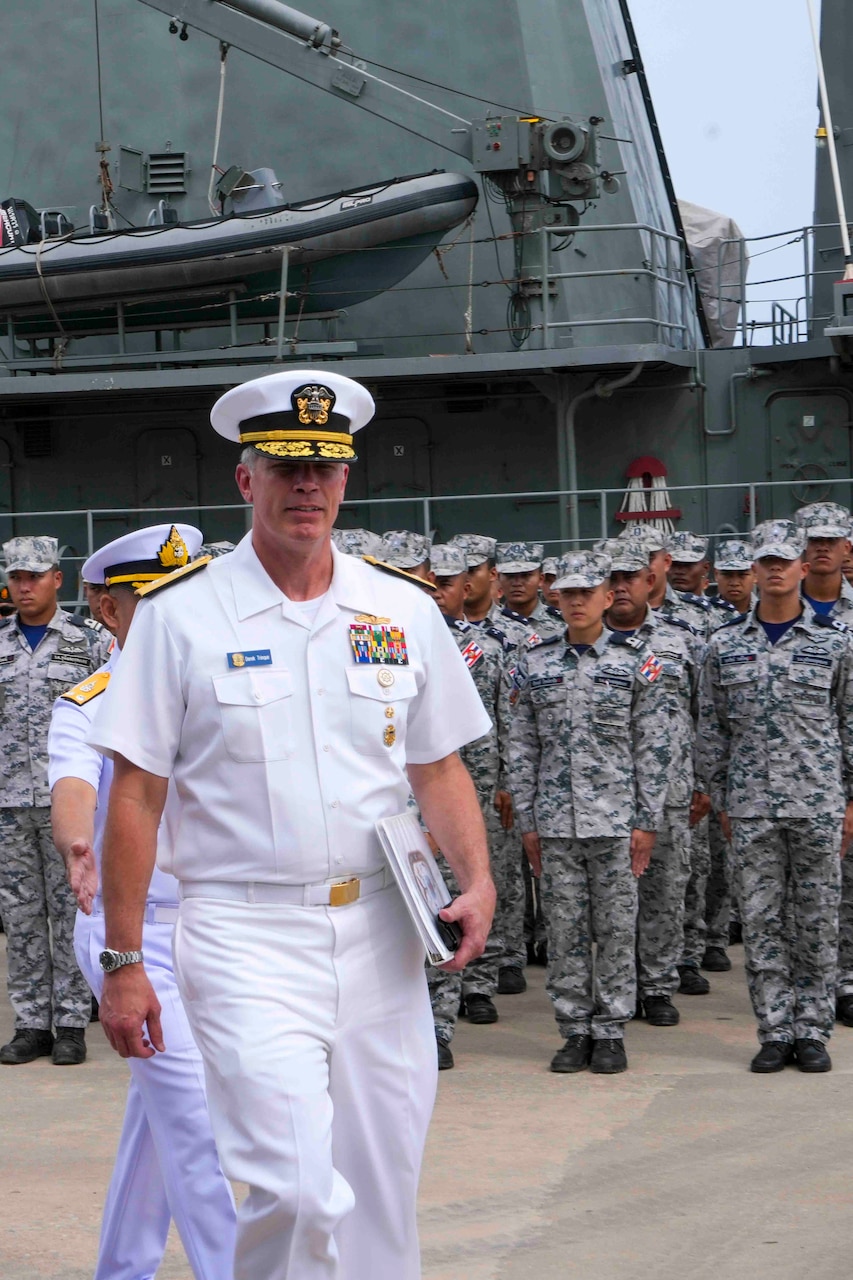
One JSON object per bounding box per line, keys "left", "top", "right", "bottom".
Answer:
{"left": 90, "top": 898, "right": 180, "bottom": 925}
{"left": 178, "top": 867, "right": 392, "bottom": 908}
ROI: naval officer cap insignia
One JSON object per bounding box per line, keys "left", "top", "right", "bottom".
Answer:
{"left": 211, "top": 368, "right": 375, "bottom": 462}
{"left": 82, "top": 523, "right": 205, "bottom": 591}
{"left": 495, "top": 542, "right": 544, "bottom": 574}
{"left": 750, "top": 519, "right": 804, "bottom": 562}
{"left": 666, "top": 530, "right": 708, "bottom": 564}
{"left": 552, "top": 550, "right": 612, "bottom": 590}
{"left": 430, "top": 543, "right": 467, "bottom": 577}
{"left": 795, "top": 501, "right": 852, "bottom": 541}
{"left": 3, "top": 536, "right": 59, "bottom": 574}
{"left": 714, "top": 538, "right": 753, "bottom": 571}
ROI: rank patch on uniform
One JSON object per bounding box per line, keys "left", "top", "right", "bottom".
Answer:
{"left": 460, "top": 639, "right": 484, "bottom": 669}
{"left": 638, "top": 653, "right": 663, "bottom": 683}
{"left": 227, "top": 649, "right": 273, "bottom": 669}
{"left": 349, "top": 624, "right": 409, "bottom": 665}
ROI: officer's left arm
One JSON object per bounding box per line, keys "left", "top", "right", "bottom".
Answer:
{"left": 408, "top": 753, "right": 494, "bottom": 972}
{"left": 51, "top": 777, "right": 98, "bottom": 913}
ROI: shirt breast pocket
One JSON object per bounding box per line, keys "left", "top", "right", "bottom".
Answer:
{"left": 213, "top": 669, "right": 294, "bottom": 762}
{"left": 786, "top": 662, "right": 832, "bottom": 719}
{"left": 719, "top": 661, "right": 759, "bottom": 717}
{"left": 346, "top": 667, "right": 418, "bottom": 757}
{"left": 529, "top": 685, "right": 565, "bottom": 731}
{"left": 47, "top": 659, "right": 92, "bottom": 695}
{"left": 592, "top": 676, "right": 633, "bottom": 731}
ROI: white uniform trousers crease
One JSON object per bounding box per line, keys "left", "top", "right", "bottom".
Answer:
{"left": 172, "top": 884, "right": 437, "bottom": 1280}
{"left": 75, "top": 911, "right": 237, "bottom": 1280}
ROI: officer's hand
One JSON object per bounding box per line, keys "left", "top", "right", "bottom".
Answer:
{"left": 100, "top": 967, "right": 164, "bottom": 1059}
{"left": 718, "top": 810, "right": 732, "bottom": 843}
{"left": 630, "top": 829, "right": 656, "bottom": 877}
{"left": 424, "top": 831, "right": 440, "bottom": 856}
{"left": 841, "top": 801, "right": 853, "bottom": 859}
{"left": 689, "top": 791, "right": 712, "bottom": 828}
{"left": 66, "top": 838, "right": 99, "bottom": 914}
{"left": 495, "top": 790, "right": 514, "bottom": 830}
{"left": 522, "top": 831, "right": 542, "bottom": 878}
{"left": 437, "top": 878, "right": 497, "bottom": 973}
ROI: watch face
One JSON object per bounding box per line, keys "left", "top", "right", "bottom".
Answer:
{"left": 99, "top": 950, "right": 117, "bottom": 972}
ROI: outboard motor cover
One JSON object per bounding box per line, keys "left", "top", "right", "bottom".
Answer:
{"left": 0, "top": 198, "right": 41, "bottom": 247}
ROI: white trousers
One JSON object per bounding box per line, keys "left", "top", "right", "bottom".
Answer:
{"left": 75, "top": 911, "right": 237, "bottom": 1280}
{"left": 172, "top": 883, "right": 437, "bottom": 1280}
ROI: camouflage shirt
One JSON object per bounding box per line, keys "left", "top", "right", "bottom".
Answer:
{"left": 0, "top": 607, "right": 109, "bottom": 806}
{"left": 443, "top": 615, "right": 503, "bottom": 802}
{"left": 508, "top": 627, "right": 672, "bottom": 839}
{"left": 698, "top": 604, "right": 853, "bottom": 818}
{"left": 801, "top": 576, "right": 853, "bottom": 627}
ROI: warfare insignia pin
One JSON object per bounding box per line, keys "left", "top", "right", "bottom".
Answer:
{"left": 383, "top": 724, "right": 396, "bottom": 747}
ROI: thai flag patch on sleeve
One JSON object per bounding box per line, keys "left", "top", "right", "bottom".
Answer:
{"left": 461, "top": 639, "right": 484, "bottom": 669}
{"left": 639, "top": 652, "right": 663, "bottom": 683}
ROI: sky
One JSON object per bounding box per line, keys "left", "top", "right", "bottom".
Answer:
{"left": 630, "top": 0, "right": 823, "bottom": 337}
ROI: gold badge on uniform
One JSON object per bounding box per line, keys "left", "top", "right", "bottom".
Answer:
{"left": 157, "top": 525, "right": 189, "bottom": 570}
{"left": 385, "top": 706, "right": 395, "bottom": 718}
{"left": 383, "top": 724, "right": 396, "bottom": 747}
{"left": 293, "top": 384, "right": 335, "bottom": 426}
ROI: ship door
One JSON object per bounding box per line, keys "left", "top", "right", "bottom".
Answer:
{"left": 363, "top": 417, "right": 432, "bottom": 533}
{"left": 135, "top": 428, "right": 200, "bottom": 524}
{"left": 767, "top": 392, "right": 853, "bottom": 517}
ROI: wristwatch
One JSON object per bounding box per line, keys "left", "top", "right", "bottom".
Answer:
{"left": 99, "top": 948, "right": 144, "bottom": 973}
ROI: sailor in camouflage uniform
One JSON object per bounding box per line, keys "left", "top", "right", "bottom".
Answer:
{"left": 376, "top": 529, "right": 433, "bottom": 581}
{"left": 331, "top": 526, "right": 383, "bottom": 558}
{"left": 792, "top": 502, "right": 853, "bottom": 1027}
{"left": 0, "top": 536, "right": 107, "bottom": 1066}
{"left": 602, "top": 539, "right": 705, "bottom": 1025}
{"left": 426, "top": 544, "right": 507, "bottom": 1066}
{"left": 699, "top": 519, "right": 853, "bottom": 1073}
{"left": 508, "top": 550, "right": 671, "bottom": 1074}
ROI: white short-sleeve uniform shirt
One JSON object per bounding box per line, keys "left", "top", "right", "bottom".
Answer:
{"left": 88, "top": 535, "right": 491, "bottom": 886}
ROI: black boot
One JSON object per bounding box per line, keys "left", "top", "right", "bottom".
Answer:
{"left": 590, "top": 1038, "right": 628, "bottom": 1074}
{"left": 643, "top": 995, "right": 680, "bottom": 1026}
{"left": 550, "top": 1035, "right": 592, "bottom": 1073}
{"left": 52, "top": 1027, "right": 87, "bottom": 1066}
{"left": 464, "top": 995, "right": 498, "bottom": 1025}
{"left": 0, "top": 1028, "right": 54, "bottom": 1065}
{"left": 678, "top": 965, "right": 710, "bottom": 995}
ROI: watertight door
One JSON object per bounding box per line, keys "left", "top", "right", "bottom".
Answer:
{"left": 135, "top": 427, "right": 200, "bottom": 521}
{"left": 767, "top": 392, "right": 853, "bottom": 517}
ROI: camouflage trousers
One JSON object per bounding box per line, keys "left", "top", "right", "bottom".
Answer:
{"left": 428, "top": 797, "right": 504, "bottom": 1045}
{"left": 837, "top": 854, "right": 853, "bottom": 997}
{"left": 681, "top": 814, "right": 709, "bottom": 969}
{"left": 732, "top": 815, "right": 842, "bottom": 1044}
{"left": 705, "top": 812, "right": 735, "bottom": 950}
{"left": 540, "top": 836, "right": 637, "bottom": 1041}
{"left": 637, "top": 807, "right": 691, "bottom": 998}
{"left": 0, "top": 806, "right": 90, "bottom": 1030}
{"left": 491, "top": 825, "right": 527, "bottom": 972}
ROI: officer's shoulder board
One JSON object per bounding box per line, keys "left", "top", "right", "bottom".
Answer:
{"left": 813, "top": 614, "right": 849, "bottom": 633}
{"left": 608, "top": 630, "right": 645, "bottom": 649}
{"left": 660, "top": 613, "right": 699, "bottom": 636}
{"left": 678, "top": 591, "right": 712, "bottom": 611}
{"left": 61, "top": 670, "right": 111, "bottom": 706}
{"left": 500, "top": 605, "right": 528, "bottom": 624}
{"left": 544, "top": 604, "right": 563, "bottom": 620}
{"left": 361, "top": 555, "right": 438, "bottom": 593}
{"left": 445, "top": 615, "right": 471, "bottom": 634}
{"left": 709, "top": 595, "right": 737, "bottom": 613}
{"left": 483, "top": 622, "right": 511, "bottom": 650}
{"left": 135, "top": 557, "right": 212, "bottom": 599}
{"left": 720, "top": 611, "right": 749, "bottom": 629}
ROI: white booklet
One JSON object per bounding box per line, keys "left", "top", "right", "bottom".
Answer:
{"left": 375, "top": 811, "right": 460, "bottom": 965}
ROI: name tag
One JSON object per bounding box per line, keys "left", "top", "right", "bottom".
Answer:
{"left": 720, "top": 652, "right": 756, "bottom": 666}
{"left": 227, "top": 650, "right": 272, "bottom": 669}
{"left": 791, "top": 651, "right": 832, "bottom": 668}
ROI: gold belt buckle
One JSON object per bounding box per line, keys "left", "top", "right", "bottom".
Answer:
{"left": 329, "top": 877, "right": 360, "bottom": 908}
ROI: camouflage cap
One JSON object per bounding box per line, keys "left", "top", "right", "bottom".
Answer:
{"left": 619, "top": 524, "right": 668, "bottom": 554}
{"left": 430, "top": 543, "right": 467, "bottom": 577}
{"left": 602, "top": 538, "right": 648, "bottom": 574}
{"left": 496, "top": 541, "right": 544, "bottom": 573}
{"left": 714, "top": 539, "right": 753, "bottom": 572}
{"left": 667, "top": 530, "right": 708, "bottom": 563}
{"left": 795, "top": 501, "right": 851, "bottom": 540}
{"left": 331, "top": 527, "right": 383, "bottom": 558}
{"left": 552, "top": 550, "right": 612, "bottom": 590}
{"left": 198, "top": 540, "right": 236, "bottom": 559}
{"left": 542, "top": 556, "right": 558, "bottom": 577}
{"left": 3, "top": 535, "right": 59, "bottom": 573}
{"left": 448, "top": 533, "right": 496, "bottom": 568}
{"left": 377, "top": 529, "right": 432, "bottom": 570}
{"left": 750, "top": 519, "right": 804, "bottom": 562}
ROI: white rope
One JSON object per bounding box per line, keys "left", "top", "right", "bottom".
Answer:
{"left": 208, "top": 44, "right": 230, "bottom": 217}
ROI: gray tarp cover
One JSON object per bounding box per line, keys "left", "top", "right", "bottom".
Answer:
{"left": 678, "top": 199, "right": 748, "bottom": 347}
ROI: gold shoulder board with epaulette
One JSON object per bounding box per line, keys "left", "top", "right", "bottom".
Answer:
{"left": 135, "top": 556, "right": 212, "bottom": 599}
{"left": 61, "top": 671, "right": 111, "bottom": 705}
{"left": 361, "top": 554, "right": 438, "bottom": 593}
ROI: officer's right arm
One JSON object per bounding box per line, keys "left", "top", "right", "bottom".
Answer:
{"left": 51, "top": 777, "right": 98, "bottom": 913}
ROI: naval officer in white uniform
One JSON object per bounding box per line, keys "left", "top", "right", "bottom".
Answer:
{"left": 48, "top": 524, "right": 237, "bottom": 1280}
{"left": 88, "top": 370, "right": 495, "bottom": 1280}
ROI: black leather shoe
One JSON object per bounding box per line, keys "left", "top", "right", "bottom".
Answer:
{"left": 701, "top": 946, "right": 732, "bottom": 972}
{"left": 590, "top": 1038, "right": 628, "bottom": 1074}
{"left": 836, "top": 994, "right": 853, "bottom": 1027}
{"left": 643, "top": 995, "right": 680, "bottom": 1026}
{"left": 678, "top": 965, "right": 710, "bottom": 995}
{"left": 497, "top": 966, "right": 527, "bottom": 995}
{"left": 464, "top": 995, "right": 498, "bottom": 1025}
{"left": 550, "top": 1035, "right": 592, "bottom": 1073}
{"left": 437, "top": 1039, "right": 454, "bottom": 1070}
{"left": 795, "top": 1038, "right": 831, "bottom": 1073}
{"left": 0, "top": 1028, "right": 54, "bottom": 1065}
{"left": 749, "top": 1041, "right": 794, "bottom": 1073}
{"left": 52, "top": 1027, "right": 87, "bottom": 1066}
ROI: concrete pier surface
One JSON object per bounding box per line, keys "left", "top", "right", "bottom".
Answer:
{"left": 2, "top": 940, "right": 852, "bottom": 1280}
